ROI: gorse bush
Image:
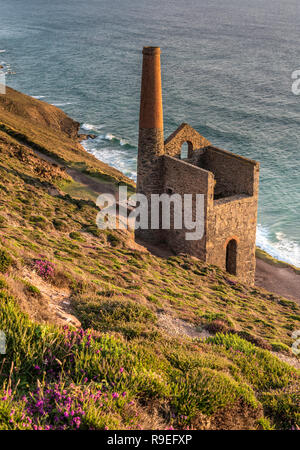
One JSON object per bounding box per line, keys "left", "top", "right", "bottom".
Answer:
{"left": 260, "top": 386, "right": 300, "bottom": 430}
{"left": 97, "top": 300, "right": 156, "bottom": 324}
{"left": 207, "top": 333, "right": 297, "bottom": 392}
{"left": 171, "top": 368, "right": 258, "bottom": 419}
{"left": 73, "top": 298, "right": 157, "bottom": 339}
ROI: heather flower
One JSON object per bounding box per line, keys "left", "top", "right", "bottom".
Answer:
{"left": 34, "top": 259, "right": 55, "bottom": 279}
{"left": 73, "top": 417, "right": 81, "bottom": 428}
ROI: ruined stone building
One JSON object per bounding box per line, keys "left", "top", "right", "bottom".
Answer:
{"left": 136, "top": 47, "right": 259, "bottom": 285}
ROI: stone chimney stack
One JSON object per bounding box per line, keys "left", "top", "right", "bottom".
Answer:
{"left": 139, "top": 47, "right": 163, "bottom": 131}
{"left": 136, "top": 47, "right": 164, "bottom": 243}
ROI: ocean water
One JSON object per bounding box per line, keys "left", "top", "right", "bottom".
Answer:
{"left": 0, "top": 0, "right": 299, "bottom": 266}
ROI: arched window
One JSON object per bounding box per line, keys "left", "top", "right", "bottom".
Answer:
{"left": 226, "top": 239, "right": 237, "bottom": 275}
{"left": 179, "top": 141, "right": 193, "bottom": 160}
{"left": 180, "top": 142, "right": 189, "bottom": 159}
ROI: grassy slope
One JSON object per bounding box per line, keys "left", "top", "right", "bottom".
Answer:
{"left": 0, "top": 87, "right": 135, "bottom": 190}
{"left": 0, "top": 89, "right": 299, "bottom": 430}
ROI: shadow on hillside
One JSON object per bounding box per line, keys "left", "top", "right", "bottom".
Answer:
{"left": 0, "top": 164, "right": 98, "bottom": 212}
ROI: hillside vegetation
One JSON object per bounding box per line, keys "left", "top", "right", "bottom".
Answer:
{"left": 0, "top": 87, "right": 135, "bottom": 190}
{"left": 0, "top": 88, "right": 299, "bottom": 430}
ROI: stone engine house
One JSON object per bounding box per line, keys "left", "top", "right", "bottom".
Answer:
{"left": 136, "top": 47, "right": 260, "bottom": 285}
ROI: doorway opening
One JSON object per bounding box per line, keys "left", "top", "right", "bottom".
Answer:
{"left": 226, "top": 239, "right": 237, "bottom": 275}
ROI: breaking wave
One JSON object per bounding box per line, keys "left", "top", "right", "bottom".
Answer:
{"left": 51, "top": 101, "right": 74, "bottom": 107}
{"left": 81, "top": 129, "right": 137, "bottom": 181}
{"left": 81, "top": 123, "right": 105, "bottom": 132}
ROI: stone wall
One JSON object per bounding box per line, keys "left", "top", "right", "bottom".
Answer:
{"left": 164, "top": 123, "right": 211, "bottom": 163}
{"left": 199, "top": 146, "right": 259, "bottom": 199}
{"left": 162, "top": 155, "right": 213, "bottom": 258}
{"left": 206, "top": 194, "right": 259, "bottom": 284}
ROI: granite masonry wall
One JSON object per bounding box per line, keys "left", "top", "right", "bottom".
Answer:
{"left": 162, "top": 155, "right": 214, "bottom": 258}
{"left": 206, "top": 194, "right": 259, "bottom": 285}
{"left": 199, "top": 146, "right": 258, "bottom": 199}
{"left": 164, "top": 123, "right": 211, "bottom": 164}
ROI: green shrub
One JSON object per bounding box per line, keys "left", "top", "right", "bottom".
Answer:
{"left": 29, "top": 215, "right": 48, "bottom": 230}
{"left": 171, "top": 367, "right": 258, "bottom": 419}
{"left": 261, "top": 388, "right": 300, "bottom": 430}
{"left": 76, "top": 299, "right": 156, "bottom": 330}
{"left": 207, "top": 333, "right": 298, "bottom": 391}
{"left": 53, "top": 219, "right": 69, "bottom": 231}
{"left": 106, "top": 232, "right": 121, "bottom": 247}
{"left": 23, "top": 281, "right": 42, "bottom": 298}
{"left": 0, "top": 215, "right": 7, "bottom": 228}
{"left": 271, "top": 342, "right": 290, "bottom": 354}
{"left": 99, "top": 300, "right": 155, "bottom": 323}
{"left": 69, "top": 231, "right": 84, "bottom": 241}
{"left": 0, "top": 249, "right": 12, "bottom": 273}
{"left": 256, "top": 417, "right": 274, "bottom": 430}
{"left": 0, "top": 277, "right": 8, "bottom": 289}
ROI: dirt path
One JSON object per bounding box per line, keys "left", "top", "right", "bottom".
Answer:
{"left": 33, "top": 149, "right": 117, "bottom": 195}
{"left": 157, "top": 312, "right": 212, "bottom": 339}
{"left": 5, "top": 130, "right": 118, "bottom": 196}
{"left": 255, "top": 258, "right": 300, "bottom": 305}
{"left": 22, "top": 268, "right": 81, "bottom": 328}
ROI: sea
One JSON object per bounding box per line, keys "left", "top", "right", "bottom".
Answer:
{"left": 0, "top": 0, "right": 299, "bottom": 266}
